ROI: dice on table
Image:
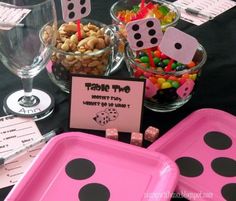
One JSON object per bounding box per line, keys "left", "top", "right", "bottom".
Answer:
{"left": 130, "top": 132, "right": 143, "bottom": 147}
{"left": 144, "top": 126, "right": 159, "bottom": 142}
{"left": 105, "top": 128, "right": 118, "bottom": 141}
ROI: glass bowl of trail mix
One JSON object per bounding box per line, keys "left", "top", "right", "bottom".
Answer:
{"left": 41, "top": 19, "right": 124, "bottom": 93}
{"left": 110, "top": 0, "right": 180, "bottom": 40}
{"left": 125, "top": 43, "right": 207, "bottom": 112}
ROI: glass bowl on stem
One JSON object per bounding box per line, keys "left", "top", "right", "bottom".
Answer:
{"left": 0, "top": 0, "right": 57, "bottom": 120}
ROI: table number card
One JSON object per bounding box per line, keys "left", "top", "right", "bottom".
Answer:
{"left": 69, "top": 75, "right": 145, "bottom": 133}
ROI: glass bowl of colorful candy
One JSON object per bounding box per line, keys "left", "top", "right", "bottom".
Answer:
{"left": 110, "top": 0, "right": 180, "bottom": 39}
{"left": 125, "top": 44, "right": 207, "bottom": 112}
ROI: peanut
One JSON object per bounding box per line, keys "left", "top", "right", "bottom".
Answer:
{"left": 48, "top": 21, "right": 112, "bottom": 78}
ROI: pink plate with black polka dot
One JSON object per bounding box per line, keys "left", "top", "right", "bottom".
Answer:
{"left": 6, "top": 132, "right": 179, "bottom": 201}
{"left": 148, "top": 108, "right": 236, "bottom": 201}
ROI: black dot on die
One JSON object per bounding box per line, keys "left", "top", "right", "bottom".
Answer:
{"left": 79, "top": 183, "right": 110, "bottom": 201}
{"left": 148, "top": 29, "right": 156, "bottom": 36}
{"left": 175, "top": 43, "right": 182, "bottom": 50}
{"left": 175, "top": 157, "right": 204, "bottom": 177}
{"left": 134, "top": 33, "right": 141, "bottom": 40}
{"left": 204, "top": 131, "right": 232, "bottom": 150}
{"left": 80, "top": 0, "right": 86, "bottom": 5}
{"left": 136, "top": 41, "right": 143, "bottom": 47}
{"left": 150, "top": 38, "right": 158, "bottom": 45}
{"left": 65, "top": 158, "right": 95, "bottom": 180}
{"left": 211, "top": 157, "right": 236, "bottom": 177}
{"left": 81, "top": 7, "right": 86, "bottom": 14}
{"left": 221, "top": 183, "right": 236, "bottom": 201}
{"left": 69, "top": 12, "right": 75, "bottom": 19}
{"left": 146, "top": 21, "right": 154, "bottom": 27}
{"left": 67, "top": 3, "right": 74, "bottom": 10}
{"left": 132, "top": 24, "right": 139, "bottom": 31}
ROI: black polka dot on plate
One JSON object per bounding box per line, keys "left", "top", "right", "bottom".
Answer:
{"left": 65, "top": 158, "right": 95, "bottom": 180}
{"left": 221, "top": 183, "right": 236, "bottom": 201}
{"left": 132, "top": 24, "right": 139, "bottom": 31}
{"left": 204, "top": 131, "right": 232, "bottom": 150}
{"left": 150, "top": 38, "right": 158, "bottom": 44}
{"left": 211, "top": 157, "right": 236, "bottom": 177}
{"left": 134, "top": 33, "right": 141, "bottom": 40}
{"left": 81, "top": 7, "right": 86, "bottom": 14}
{"left": 148, "top": 29, "right": 156, "bottom": 36}
{"left": 79, "top": 183, "right": 110, "bottom": 201}
{"left": 80, "top": 0, "right": 86, "bottom": 5}
{"left": 67, "top": 3, "right": 74, "bottom": 10}
{"left": 175, "top": 43, "right": 182, "bottom": 49}
{"left": 175, "top": 157, "right": 204, "bottom": 177}
{"left": 136, "top": 41, "right": 143, "bottom": 47}
{"left": 146, "top": 21, "right": 154, "bottom": 27}
{"left": 69, "top": 12, "right": 75, "bottom": 19}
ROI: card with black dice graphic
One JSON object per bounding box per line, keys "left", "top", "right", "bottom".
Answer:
{"left": 69, "top": 74, "right": 145, "bottom": 133}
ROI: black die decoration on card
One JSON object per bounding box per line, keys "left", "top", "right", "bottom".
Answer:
{"left": 93, "top": 111, "right": 109, "bottom": 126}
{"left": 61, "top": 0, "right": 91, "bottom": 22}
{"left": 177, "top": 79, "right": 195, "bottom": 99}
{"left": 126, "top": 18, "right": 163, "bottom": 51}
{"left": 159, "top": 27, "right": 198, "bottom": 64}
{"left": 104, "top": 108, "right": 119, "bottom": 121}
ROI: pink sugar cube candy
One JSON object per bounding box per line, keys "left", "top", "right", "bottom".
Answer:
{"left": 130, "top": 132, "right": 143, "bottom": 147}
{"left": 144, "top": 126, "right": 159, "bottom": 142}
{"left": 105, "top": 128, "right": 118, "bottom": 140}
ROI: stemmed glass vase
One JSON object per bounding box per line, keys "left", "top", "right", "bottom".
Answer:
{"left": 0, "top": 0, "right": 57, "bottom": 120}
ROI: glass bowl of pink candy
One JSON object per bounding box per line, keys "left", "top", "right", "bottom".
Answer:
{"left": 110, "top": 0, "right": 180, "bottom": 39}
{"left": 125, "top": 44, "right": 207, "bottom": 112}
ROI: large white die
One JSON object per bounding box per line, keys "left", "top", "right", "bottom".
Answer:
{"left": 159, "top": 27, "right": 198, "bottom": 64}
{"left": 126, "top": 18, "right": 163, "bottom": 51}
{"left": 61, "top": 0, "right": 91, "bottom": 22}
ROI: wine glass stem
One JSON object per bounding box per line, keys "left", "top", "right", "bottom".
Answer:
{"left": 19, "top": 78, "right": 39, "bottom": 107}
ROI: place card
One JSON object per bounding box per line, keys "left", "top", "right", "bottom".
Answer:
{"left": 69, "top": 75, "right": 145, "bottom": 133}
{"left": 0, "top": 115, "right": 43, "bottom": 188}
{"left": 0, "top": 2, "right": 31, "bottom": 30}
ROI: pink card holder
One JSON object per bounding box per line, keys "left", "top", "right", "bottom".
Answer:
{"left": 6, "top": 132, "right": 179, "bottom": 201}
{"left": 148, "top": 108, "right": 236, "bottom": 201}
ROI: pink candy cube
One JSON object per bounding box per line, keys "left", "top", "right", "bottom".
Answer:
{"left": 144, "top": 126, "right": 159, "bottom": 142}
{"left": 105, "top": 128, "right": 118, "bottom": 140}
{"left": 130, "top": 132, "right": 143, "bottom": 147}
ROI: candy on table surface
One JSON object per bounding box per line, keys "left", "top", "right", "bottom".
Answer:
{"left": 126, "top": 17, "right": 163, "bottom": 51}
{"left": 144, "top": 126, "right": 159, "bottom": 142}
{"left": 159, "top": 27, "right": 199, "bottom": 64}
{"left": 61, "top": 0, "right": 91, "bottom": 22}
{"left": 130, "top": 132, "right": 143, "bottom": 147}
{"left": 105, "top": 128, "right": 118, "bottom": 140}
